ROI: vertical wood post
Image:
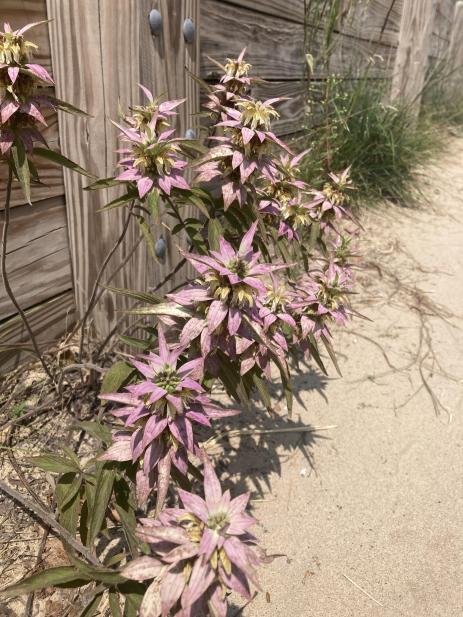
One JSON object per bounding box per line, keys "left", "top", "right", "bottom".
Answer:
{"left": 46, "top": 0, "right": 199, "bottom": 339}
{"left": 391, "top": 0, "right": 437, "bottom": 115}
{"left": 447, "top": 1, "right": 463, "bottom": 89}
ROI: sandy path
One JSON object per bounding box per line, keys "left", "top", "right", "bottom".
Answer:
{"left": 239, "top": 138, "right": 463, "bottom": 616}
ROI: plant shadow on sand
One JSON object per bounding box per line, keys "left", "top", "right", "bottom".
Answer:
{"left": 205, "top": 362, "right": 333, "bottom": 499}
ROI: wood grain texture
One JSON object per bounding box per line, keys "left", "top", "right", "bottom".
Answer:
{"left": 391, "top": 0, "right": 437, "bottom": 113}
{"left": 447, "top": 2, "right": 463, "bottom": 86}
{"left": 46, "top": 0, "right": 200, "bottom": 339}
{"left": 213, "top": 0, "right": 401, "bottom": 46}
{"left": 0, "top": 197, "right": 72, "bottom": 320}
{"left": 0, "top": 290, "right": 75, "bottom": 372}
{"left": 201, "top": 0, "right": 396, "bottom": 81}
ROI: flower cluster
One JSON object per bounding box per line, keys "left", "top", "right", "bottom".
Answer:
{"left": 97, "top": 50, "right": 357, "bottom": 615}
{"left": 114, "top": 84, "right": 190, "bottom": 200}
{"left": 0, "top": 21, "right": 56, "bottom": 153}
{"left": 123, "top": 458, "right": 263, "bottom": 617}
{"left": 100, "top": 326, "right": 238, "bottom": 505}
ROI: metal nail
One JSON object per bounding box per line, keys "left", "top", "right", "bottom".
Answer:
{"left": 149, "top": 9, "right": 162, "bottom": 36}
{"left": 185, "top": 128, "right": 196, "bottom": 140}
{"left": 155, "top": 236, "right": 166, "bottom": 259}
{"left": 183, "top": 18, "right": 195, "bottom": 43}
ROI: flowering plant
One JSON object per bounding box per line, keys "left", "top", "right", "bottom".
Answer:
{"left": 1, "top": 26, "right": 359, "bottom": 617}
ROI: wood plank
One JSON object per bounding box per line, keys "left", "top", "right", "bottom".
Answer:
{"left": 0, "top": 290, "right": 75, "bottom": 372}
{"left": 391, "top": 0, "right": 437, "bottom": 115}
{"left": 0, "top": 197, "right": 72, "bottom": 319}
{"left": 201, "top": 0, "right": 396, "bottom": 81}
{"left": 46, "top": 0, "right": 200, "bottom": 340}
{"left": 212, "top": 0, "right": 401, "bottom": 46}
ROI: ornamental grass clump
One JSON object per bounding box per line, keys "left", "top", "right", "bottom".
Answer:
{"left": 1, "top": 27, "right": 360, "bottom": 617}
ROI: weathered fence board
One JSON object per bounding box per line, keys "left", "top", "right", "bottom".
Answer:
{"left": 46, "top": 0, "right": 200, "bottom": 340}
{"left": 0, "top": 291, "right": 75, "bottom": 371}
{"left": 392, "top": 0, "right": 437, "bottom": 113}
{"left": 0, "top": 197, "right": 71, "bottom": 320}
{"left": 201, "top": 0, "right": 396, "bottom": 82}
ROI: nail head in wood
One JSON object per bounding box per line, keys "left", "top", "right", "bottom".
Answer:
{"left": 183, "top": 18, "right": 195, "bottom": 44}
{"left": 185, "top": 128, "right": 196, "bottom": 139}
{"left": 149, "top": 9, "right": 162, "bottom": 36}
{"left": 155, "top": 236, "right": 166, "bottom": 259}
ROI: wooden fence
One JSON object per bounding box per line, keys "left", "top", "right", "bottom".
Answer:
{"left": 0, "top": 0, "right": 460, "bottom": 371}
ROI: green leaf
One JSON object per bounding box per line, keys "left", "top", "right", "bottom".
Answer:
{"left": 98, "top": 190, "right": 137, "bottom": 212}
{"left": 87, "top": 463, "right": 115, "bottom": 546}
{"left": 54, "top": 97, "right": 90, "bottom": 117}
{"left": 56, "top": 471, "right": 82, "bottom": 511}
{"left": 68, "top": 556, "right": 125, "bottom": 585}
{"left": 28, "top": 453, "right": 80, "bottom": 474}
{"left": 12, "top": 142, "right": 31, "bottom": 204}
{"left": 207, "top": 219, "right": 223, "bottom": 251}
{"left": 85, "top": 177, "right": 121, "bottom": 190}
{"left": 252, "top": 374, "right": 272, "bottom": 410}
{"left": 103, "top": 285, "right": 162, "bottom": 305}
{"left": 189, "top": 195, "right": 210, "bottom": 218}
{"left": 79, "top": 591, "right": 104, "bottom": 617}
{"left": 321, "top": 334, "right": 342, "bottom": 376}
{"left": 33, "top": 147, "right": 95, "bottom": 178}
{"left": 135, "top": 215, "right": 156, "bottom": 258}
{"left": 114, "top": 478, "right": 139, "bottom": 557}
{"left": 118, "top": 581, "right": 145, "bottom": 617}
{"left": 0, "top": 567, "right": 88, "bottom": 599}
{"left": 109, "top": 591, "right": 123, "bottom": 617}
{"left": 100, "top": 361, "right": 134, "bottom": 395}
{"left": 55, "top": 472, "right": 82, "bottom": 536}
{"left": 78, "top": 421, "right": 112, "bottom": 445}
{"left": 129, "top": 304, "right": 193, "bottom": 319}
{"left": 119, "top": 334, "right": 149, "bottom": 350}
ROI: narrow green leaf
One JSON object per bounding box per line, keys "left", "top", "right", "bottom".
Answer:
{"left": 129, "top": 304, "right": 193, "bottom": 318}
{"left": 114, "top": 478, "right": 139, "bottom": 557}
{"left": 119, "top": 334, "right": 149, "bottom": 350}
{"left": 85, "top": 177, "right": 121, "bottom": 190}
{"left": 98, "top": 190, "right": 137, "bottom": 212}
{"left": 0, "top": 567, "right": 87, "bottom": 599}
{"left": 33, "top": 147, "right": 95, "bottom": 178}
{"left": 207, "top": 219, "right": 223, "bottom": 251}
{"left": 88, "top": 463, "right": 115, "bottom": 546}
{"left": 118, "top": 581, "right": 145, "bottom": 617}
{"left": 109, "top": 591, "right": 123, "bottom": 617}
{"left": 103, "top": 285, "right": 162, "bottom": 305}
{"left": 135, "top": 215, "right": 156, "bottom": 258}
{"left": 189, "top": 195, "right": 210, "bottom": 218}
{"left": 78, "top": 421, "right": 112, "bottom": 445}
{"left": 54, "top": 97, "right": 90, "bottom": 117}
{"left": 12, "top": 142, "right": 31, "bottom": 204}
{"left": 252, "top": 374, "right": 272, "bottom": 410}
{"left": 56, "top": 471, "right": 82, "bottom": 510}
{"left": 28, "top": 454, "right": 80, "bottom": 474}
{"left": 321, "top": 334, "right": 342, "bottom": 376}
{"left": 100, "top": 361, "right": 134, "bottom": 395}
{"left": 79, "top": 591, "right": 104, "bottom": 617}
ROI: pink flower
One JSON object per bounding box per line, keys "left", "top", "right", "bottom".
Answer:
{"left": 122, "top": 457, "right": 264, "bottom": 617}
{"left": 0, "top": 21, "right": 56, "bottom": 153}
{"left": 100, "top": 326, "right": 237, "bottom": 505}
{"left": 115, "top": 117, "right": 189, "bottom": 200}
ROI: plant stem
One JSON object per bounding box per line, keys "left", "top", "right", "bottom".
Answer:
{"left": 1, "top": 164, "right": 54, "bottom": 382}
{"left": 78, "top": 202, "right": 134, "bottom": 361}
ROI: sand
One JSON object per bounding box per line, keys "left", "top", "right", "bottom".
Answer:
{"left": 235, "top": 138, "right": 463, "bottom": 617}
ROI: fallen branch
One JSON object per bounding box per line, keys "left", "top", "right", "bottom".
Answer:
{"left": 0, "top": 478, "right": 101, "bottom": 566}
